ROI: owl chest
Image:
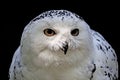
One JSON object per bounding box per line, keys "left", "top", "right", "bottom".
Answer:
{"left": 22, "top": 66, "right": 91, "bottom": 80}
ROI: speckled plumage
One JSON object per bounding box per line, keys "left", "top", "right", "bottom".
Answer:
{"left": 9, "top": 10, "right": 118, "bottom": 80}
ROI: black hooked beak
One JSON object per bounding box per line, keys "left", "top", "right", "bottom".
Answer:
{"left": 61, "top": 42, "right": 68, "bottom": 55}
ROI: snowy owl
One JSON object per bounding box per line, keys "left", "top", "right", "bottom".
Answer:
{"left": 9, "top": 10, "right": 118, "bottom": 80}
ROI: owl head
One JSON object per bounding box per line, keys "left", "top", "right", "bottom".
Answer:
{"left": 20, "top": 10, "right": 94, "bottom": 68}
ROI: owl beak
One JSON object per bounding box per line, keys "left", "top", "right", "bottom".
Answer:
{"left": 61, "top": 42, "right": 68, "bottom": 55}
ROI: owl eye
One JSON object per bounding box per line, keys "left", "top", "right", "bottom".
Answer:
{"left": 71, "top": 29, "right": 79, "bottom": 36}
{"left": 44, "top": 28, "right": 56, "bottom": 36}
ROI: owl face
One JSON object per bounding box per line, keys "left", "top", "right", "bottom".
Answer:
{"left": 21, "top": 10, "right": 94, "bottom": 68}
{"left": 24, "top": 17, "right": 92, "bottom": 55}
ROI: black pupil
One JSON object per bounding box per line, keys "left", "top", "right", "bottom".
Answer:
{"left": 47, "top": 29, "right": 53, "bottom": 34}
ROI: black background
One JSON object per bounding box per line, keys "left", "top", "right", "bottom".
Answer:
{"left": 1, "top": 1, "right": 119, "bottom": 80}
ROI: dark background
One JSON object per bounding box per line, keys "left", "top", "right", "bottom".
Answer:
{"left": 1, "top": 1, "right": 119, "bottom": 80}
